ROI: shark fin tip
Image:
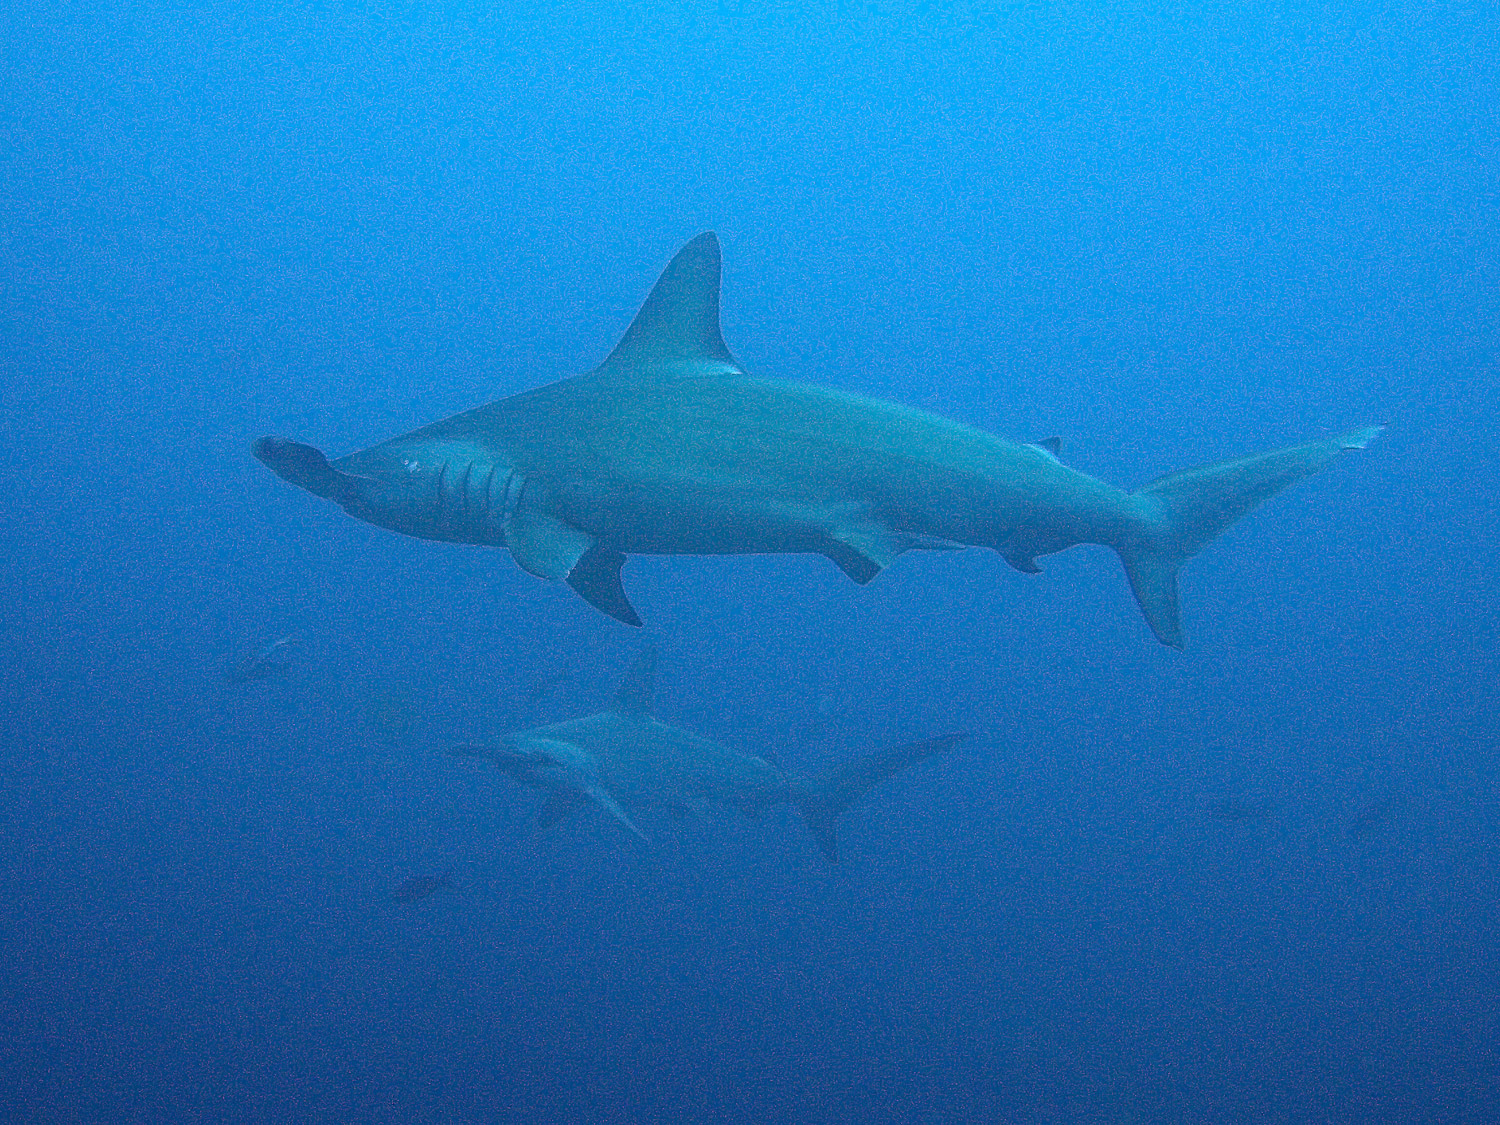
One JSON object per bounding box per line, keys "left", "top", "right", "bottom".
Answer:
{"left": 1341, "top": 423, "right": 1387, "bottom": 450}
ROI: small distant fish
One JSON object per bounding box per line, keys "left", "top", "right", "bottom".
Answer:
{"left": 1348, "top": 794, "right": 1395, "bottom": 840}
{"left": 362, "top": 684, "right": 417, "bottom": 742}
{"left": 1206, "top": 796, "right": 1277, "bottom": 822}
{"left": 392, "top": 868, "right": 453, "bottom": 904}
{"left": 792, "top": 691, "right": 838, "bottom": 743}
{"left": 224, "top": 633, "right": 299, "bottom": 685}
{"left": 523, "top": 669, "right": 571, "bottom": 706}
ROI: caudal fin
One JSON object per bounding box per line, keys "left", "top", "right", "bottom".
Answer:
{"left": 1120, "top": 425, "right": 1384, "bottom": 648}
{"left": 793, "top": 734, "right": 966, "bottom": 863}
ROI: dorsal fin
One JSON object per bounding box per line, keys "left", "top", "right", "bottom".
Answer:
{"left": 609, "top": 649, "right": 657, "bottom": 715}
{"left": 1025, "top": 436, "right": 1064, "bottom": 463}
{"left": 597, "top": 233, "right": 741, "bottom": 376}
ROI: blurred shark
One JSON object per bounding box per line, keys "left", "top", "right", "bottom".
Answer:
{"left": 450, "top": 650, "right": 965, "bottom": 862}
{"left": 255, "top": 233, "right": 1384, "bottom": 646}
{"left": 392, "top": 868, "right": 453, "bottom": 903}
{"left": 523, "top": 668, "right": 571, "bottom": 706}
{"left": 1206, "top": 796, "right": 1278, "bottom": 822}
{"left": 224, "top": 633, "right": 299, "bottom": 685}
{"left": 1348, "top": 794, "right": 1395, "bottom": 840}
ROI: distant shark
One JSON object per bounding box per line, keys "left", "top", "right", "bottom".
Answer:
{"left": 224, "top": 632, "right": 299, "bottom": 685}
{"left": 451, "top": 650, "right": 965, "bottom": 862}
{"left": 255, "top": 233, "right": 1382, "bottom": 646}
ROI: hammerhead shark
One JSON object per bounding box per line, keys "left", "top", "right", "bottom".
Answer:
{"left": 255, "top": 233, "right": 1382, "bottom": 646}
{"left": 223, "top": 632, "right": 299, "bottom": 685}
{"left": 450, "top": 650, "right": 965, "bottom": 862}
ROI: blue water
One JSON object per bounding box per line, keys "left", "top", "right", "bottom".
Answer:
{"left": 3, "top": 3, "right": 1496, "bottom": 1121}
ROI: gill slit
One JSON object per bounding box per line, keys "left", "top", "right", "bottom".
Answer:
{"left": 459, "top": 460, "right": 474, "bottom": 521}
{"left": 433, "top": 460, "right": 448, "bottom": 518}
{"left": 482, "top": 463, "right": 498, "bottom": 524}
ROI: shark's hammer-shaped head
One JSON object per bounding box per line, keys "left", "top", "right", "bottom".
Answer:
{"left": 251, "top": 234, "right": 735, "bottom": 628}
{"left": 452, "top": 729, "right": 648, "bottom": 842}
{"left": 254, "top": 433, "right": 528, "bottom": 550}
{"left": 477, "top": 735, "right": 591, "bottom": 789}
{"left": 253, "top": 437, "right": 352, "bottom": 503}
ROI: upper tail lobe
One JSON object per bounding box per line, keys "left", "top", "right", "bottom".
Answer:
{"left": 1118, "top": 425, "right": 1384, "bottom": 647}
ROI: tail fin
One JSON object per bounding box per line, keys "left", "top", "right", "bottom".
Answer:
{"left": 1120, "top": 424, "right": 1384, "bottom": 647}
{"left": 793, "top": 734, "right": 966, "bottom": 863}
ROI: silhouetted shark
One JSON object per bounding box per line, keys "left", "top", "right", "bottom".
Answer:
{"left": 224, "top": 633, "right": 298, "bottom": 685}
{"left": 1206, "top": 796, "right": 1278, "bottom": 822}
{"left": 450, "top": 650, "right": 965, "bottom": 862}
{"left": 392, "top": 868, "right": 453, "bottom": 903}
{"left": 256, "top": 234, "right": 1382, "bottom": 646}
{"left": 1348, "top": 794, "right": 1395, "bottom": 840}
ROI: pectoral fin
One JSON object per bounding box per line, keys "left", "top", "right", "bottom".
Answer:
{"left": 824, "top": 540, "right": 883, "bottom": 584}
{"left": 585, "top": 786, "right": 648, "bottom": 841}
{"left": 505, "top": 510, "right": 595, "bottom": 581}
{"left": 536, "top": 789, "right": 588, "bottom": 830}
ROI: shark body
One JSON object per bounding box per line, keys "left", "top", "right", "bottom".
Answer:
{"left": 256, "top": 233, "right": 1382, "bottom": 646}
{"left": 224, "top": 632, "right": 299, "bottom": 685}
{"left": 452, "top": 650, "right": 964, "bottom": 862}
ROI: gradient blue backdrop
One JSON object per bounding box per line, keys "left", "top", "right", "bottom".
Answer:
{"left": 2, "top": 2, "right": 1496, "bottom": 1120}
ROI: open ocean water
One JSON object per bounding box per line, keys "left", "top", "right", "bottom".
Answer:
{"left": 2, "top": 2, "right": 1497, "bottom": 1121}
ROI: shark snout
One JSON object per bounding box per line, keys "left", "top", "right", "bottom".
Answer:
{"left": 490, "top": 738, "right": 534, "bottom": 765}
{"left": 481, "top": 737, "right": 554, "bottom": 782}
{"left": 253, "top": 437, "right": 348, "bottom": 502}
{"left": 447, "top": 739, "right": 544, "bottom": 783}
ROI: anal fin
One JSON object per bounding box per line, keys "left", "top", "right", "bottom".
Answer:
{"left": 1003, "top": 551, "right": 1042, "bottom": 574}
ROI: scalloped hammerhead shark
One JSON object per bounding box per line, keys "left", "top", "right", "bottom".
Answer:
{"left": 450, "top": 650, "right": 966, "bottom": 862}
{"left": 255, "top": 233, "right": 1382, "bottom": 646}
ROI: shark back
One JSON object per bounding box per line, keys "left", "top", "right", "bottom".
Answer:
{"left": 538, "top": 651, "right": 787, "bottom": 813}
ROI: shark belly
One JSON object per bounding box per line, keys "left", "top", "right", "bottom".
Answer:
{"left": 498, "top": 375, "right": 1140, "bottom": 563}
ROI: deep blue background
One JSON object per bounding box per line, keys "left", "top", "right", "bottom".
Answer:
{"left": 3, "top": 2, "right": 1497, "bottom": 1120}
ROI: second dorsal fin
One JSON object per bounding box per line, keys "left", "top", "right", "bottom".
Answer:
{"left": 596, "top": 233, "right": 742, "bottom": 377}
{"left": 1026, "top": 436, "right": 1063, "bottom": 462}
